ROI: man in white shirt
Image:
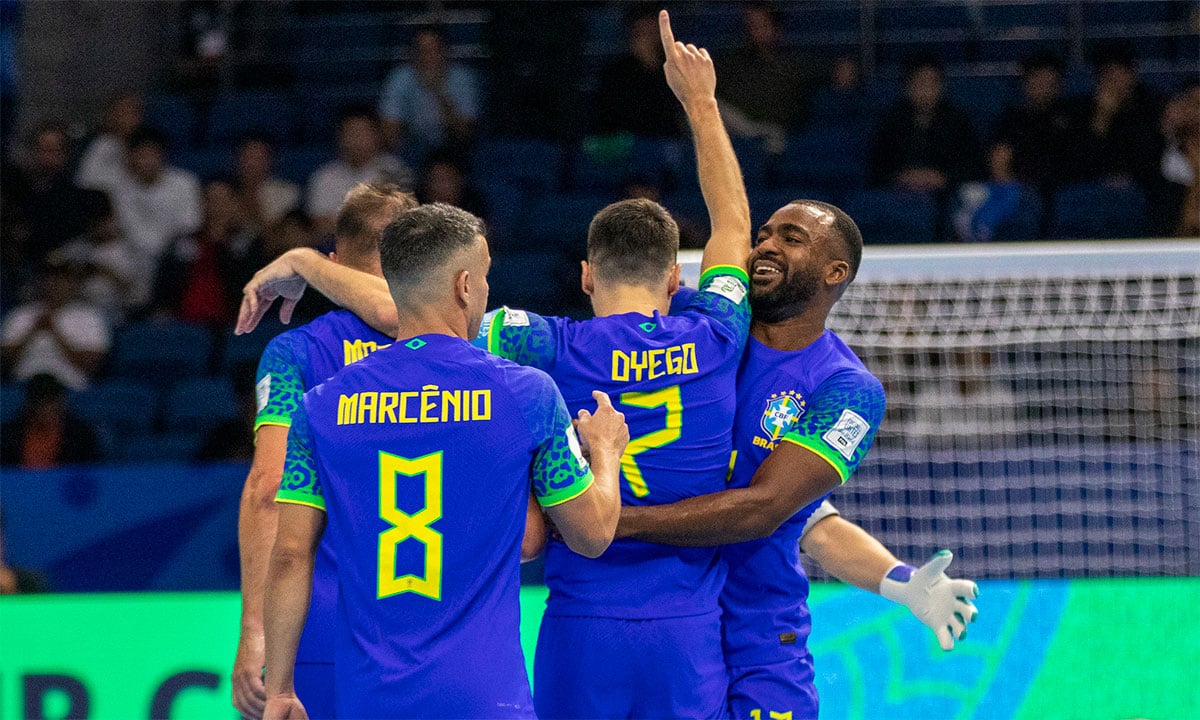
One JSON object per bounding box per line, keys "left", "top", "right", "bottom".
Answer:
{"left": 101, "top": 127, "right": 203, "bottom": 264}
{"left": 378, "top": 25, "right": 479, "bottom": 155}
{"left": 1, "top": 261, "right": 111, "bottom": 391}
{"left": 235, "top": 133, "right": 301, "bottom": 233}
{"left": 307, "top": 106, "right": 413, "bottom": 235}
{"left": 76, "top": 92, "right": 144, "bottom": 192}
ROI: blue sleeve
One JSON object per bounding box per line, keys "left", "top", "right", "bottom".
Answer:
{"left": 255, "top": 334, "right": 307, "bottom": 431}
{"left": 507, "top": 366, "right": 594, "bottom": 508}
{"left": 275, "top": 399, "right": 325, "bottom": 511}
{"left": 678, "top": 265, "right": 751, "bottom": 346}
{"left": 476, "top": 307, "right": 560, "bottom": 371}
{"left": 781, "top": 371, "right": 886, "bottom": 483}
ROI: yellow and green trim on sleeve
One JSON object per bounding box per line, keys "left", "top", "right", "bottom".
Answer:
{"left": 699, "top": 264, "right": 751, "bottom": 288}
{"left": 781, "top": 432, "right": 852, "bottom": 484}
{"left": 275, "top": 491, "right": 327, "bottom": 512}
{"left": 535, "top": 469, "right": 595, "bottom": 508}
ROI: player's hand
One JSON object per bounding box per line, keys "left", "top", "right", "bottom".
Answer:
{"left": 262, "top": 693, "right": 308, "bottom": 720}
{"left": 659, "top": 9, "right": 717, "bottom": 110}
{"left": 879, "top": 550, "right": 979, "bottom": 651}
{"left": 576, "top": 390, "right": 629, "bottom": 460}
{"left": 232, "top": 630, "right": 267, "bottom": 718}
{"left": 236, "top": 249, "right": 312, "bottom": 335}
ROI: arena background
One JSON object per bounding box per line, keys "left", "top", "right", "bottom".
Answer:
{"left": 2, "top": 1, "right": 1199, "bottom": 719}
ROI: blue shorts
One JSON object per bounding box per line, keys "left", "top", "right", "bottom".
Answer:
{"left": 727, "top": 655, "right": 818, "bottom": 720}
{"left": 294, "top": 662, "right": 335, "bottom": 720}
{"left": 534, "top": 612, "right": 727, "bottom": 720}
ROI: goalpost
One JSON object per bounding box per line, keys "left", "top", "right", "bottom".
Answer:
{"left": 682, "top": 239, "right": 1200, "bottom": 578}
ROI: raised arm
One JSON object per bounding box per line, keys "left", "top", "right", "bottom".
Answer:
{"left": 659, "top": 10, "right": 751, "bottom": 274}
{"left": 237, "top": 248, "right": 397, "bottom": 336}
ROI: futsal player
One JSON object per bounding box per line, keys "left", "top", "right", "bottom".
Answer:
{"left": 233, "top": 184, "right": 414, "bottom": 720}
{"left": 479, "top": 14, "right": 751, "bottom": 717}
{"left": 618, "top": 199, "right": 978, "bottom": 719}
{"left": 261, "top": 204, "right": 627, "bottom": 720}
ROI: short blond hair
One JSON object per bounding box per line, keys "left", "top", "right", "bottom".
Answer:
{"left": 335, "top": 183, "right": 418, "bottom": 263}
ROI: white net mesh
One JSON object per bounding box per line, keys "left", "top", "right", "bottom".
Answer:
{"left": 684, "top": 240, "right": 1200, "bottom": 579}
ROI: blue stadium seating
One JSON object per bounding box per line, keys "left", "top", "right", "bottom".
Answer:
{"left": 981, "top": 2, "right": 1069, "bottom": 31}
{"left": 946, "top": 75, "right": 1018, "bottom": 134}
{"left": 220, "top": 318, "right": 288, "bottom": 373}
{"left": 521, "top": 192, "right": 613, "bottom": 255}
{"left": 176, "top": 146, "right": 229, "bottom": 181}
{"left": 993, "top": 187, "right": 1045, "bottom": 242}
{"left": 288, "top": 14, "right": 387, "bottom": 85}
{"left": 297, "top": 84, "right": 380, "bottom": 145}
{"left": 774, "top": 128, "right": 870, "bottom": 198}
{"left": 207, "top": 92, "right": 297, "bottom": 146}
{"left": 163, "top": 376, "right": 239, "bottom": 433}
{"left": 879, "top": 2, "right": 974, "bottom": 31}
{"left": 473, "top": 138, "right": 564, "bottom": 196}
{"left": 487, "top": 250, "right": 581, "bottom": 316}
{"left": 275, "top": 144, "right": 330, "bottom": 186}
{"left": 110, "top": 321, "right": 213, "bottom": 386}
{"left": 111, "top": 432, "right": 205, "bottom": 464}
{"left": 843, "top": 188, "right": 937, "bottom": 245}
{"left": 1049, "top": 182, "right": 1148, "bottom": 240}
{"left": 143, "top": 95, "right": 196, "bottom": 151}
{"left": 750, "top": 188, "right": 837, "bottom": 226}
{"left": 69, "top": 379, "right": 160, "bottom": 436}
{"left": 0, "top": 383, "right": 24, "bottom": 423}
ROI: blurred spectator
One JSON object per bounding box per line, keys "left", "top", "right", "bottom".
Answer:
{"left": 590, "top": 6, "right": 681, "bottom": 138}
{"left": 416, "top": 150, "right": 487, "bottom": 218}
{"left": 0, "top": 507, "right": 50, "bottom": 593}
{"left": 307, "top": 106, "right": 413, "bottom": 236}
{"left": 174, "top": 0, "right": 231, "bottom": 94}
{"left": 869, "top": 55, "right": 984, "bottom": 194}
{"left": 1, "top": 261, "right": 110, "bottom": 391}
{"left": 1065, "top": 41, "right": 1164, "bottom": 191}
{"left": 0, "top": 374, "right": 102, "bottom": 469}
{"left": 76, "top": 92, "right": 144, "bottom": 191}
{"left": 50, "top": 191, "right": 141, "bottom": 322}
{"left": 150, "top": 178, "right": 261, "bottom": 326}
{"left": 194, "top": 362, "right": 256, "bottom": 463}
{"left": 378, "top": 25, "right": 479, "bottom": 157}
{"left": 100, "top": 126, "right": 203, "bottom": 268}
{"left": 716, "top": 2, "right": 820, "bottom": 152}
{"left": 953, "top": 144, "right": 1024, "bottom": 242}
{"left": 260, "top": 207, "right": 318, "bottom": 262}
{"left": 234, "top": 133, "right": 300, "bottom": 233}
{"left": 1154, "top": 82, "right": 1200, "bottom": 236}
{"left": 6, "top": 123, "right": 90, "bottom": 264}
{"left": 992, "top": 52, "right": 1074, "bottom": 199}
{"left": 622, "top": 174, "right": 703, "bottom": 249}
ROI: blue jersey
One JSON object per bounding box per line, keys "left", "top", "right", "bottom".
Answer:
{"left": 479, "top": 266, "right": 751, "bottom": 619}
{"left": 276, "top": 334, "right": 593, "bottom": 719}
{"left": 254, "top": 309, "right": 393, "bottom": 663}
{"left": 721, "top": 332, "right": 886, "bottom": 666}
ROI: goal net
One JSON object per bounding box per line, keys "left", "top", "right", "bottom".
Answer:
{"left": 685, "top": 240, "right": 1200, "bottom": 579}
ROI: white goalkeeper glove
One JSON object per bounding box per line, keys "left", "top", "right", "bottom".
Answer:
{"left": 879, "top": 550, "right": 979, "bottom": 651}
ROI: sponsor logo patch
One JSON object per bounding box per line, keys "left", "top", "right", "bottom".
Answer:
{"left": 566, "top": 425, "right": 589, "bottom": 471}
{"left": 255, "top": 375, "right": 271, "bottom": 413}
{"left": 503, "top": 308, "right": 530, "bottom": 327}
{"left": 822, "top": 409, "right": 870, "bottom": 460}
{"left": 707, "top": 275, "right": 747, "bottom": 304}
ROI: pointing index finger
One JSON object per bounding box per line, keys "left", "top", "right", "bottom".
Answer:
{"left": 658, "top": 9, "right": 675, "bottom": 55}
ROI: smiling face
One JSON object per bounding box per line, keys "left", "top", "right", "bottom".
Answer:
{"left": 748, "top": 202, "right": 847, "bottom": 323}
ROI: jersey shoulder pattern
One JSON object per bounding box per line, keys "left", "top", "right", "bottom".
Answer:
{"left": 478, "top": 307, "right": 561, "bottom": 370}
{"left": 275, "top": 399, "right": 324, "bottom": 510}
{"left": 782, "top": 368, "right": 885, "bottom": 482}
{"left": 254, "top": 330, "right": 309, "bottom": 430}
{"left": 678, "top": 264, "right": 752, "bottom": 343}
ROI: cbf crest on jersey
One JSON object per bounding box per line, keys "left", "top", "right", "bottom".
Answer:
{"left": 761, "top": 390, "right": 806, "bottom": 440}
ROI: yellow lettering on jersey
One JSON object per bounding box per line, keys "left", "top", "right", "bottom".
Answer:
{"left": 342, "top": 339, "right": 392, "bottom": 366}
{"left": 752, "top": 436, "right": 777, "bottom": 450}
{"left": 335, "top": 389, "right": 494, "bottom": 425}
{"left": 610, "top": 343, "right": 699, "bottom": 383}
{"left": 337, "top": 394, "right": 358, "bottom": 425}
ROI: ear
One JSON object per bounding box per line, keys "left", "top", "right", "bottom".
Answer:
{"left": 667, "top": 263, "right": 681, "bottom": 296}
{"left": 580, "top": 261, "right": 594, "bottom": 297}
{"left": 328, "top": 250, "right": 340, "bottom": 265}
{"left": 454, "top": 269, "right": 472, "bottom": 308}
{"left": 825, "top": 260, "right": 850, "bottom": 287}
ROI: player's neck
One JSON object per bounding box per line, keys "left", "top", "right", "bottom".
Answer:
{"left": 589, "top": 284, "right": 670, "bottom": 319}
{"left": 751, "top": 309, "right": 828, "bottom": 352}
{"left": 393, "top": 305, "right": 468, "bottom": 342}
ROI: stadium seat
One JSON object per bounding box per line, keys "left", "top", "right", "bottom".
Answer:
{"left": 163, "top": 376, "right": 239, "bottom": 433}
{"left": 1049, "top": 182, "right": 1148, "bottom": 240}
{"left": 297, "top": 84, "right": 380, "bottom": 145}
{"left": 981, "top": 2, "right": 1069, "bottom": 31}
{"left": 473, "top": 138, "right": 564, "bottom": 196}
{"left": 207, "top": 92, "right": 298, "bottom": 146}
{"left": 570, "top": 136, "right": 681, "bottom": 194}
{"left": 773, "top": 128, "right": 869, "bottom": 197}
{"left": 176, "top": 146, "right": 229, "bottom": 181}
{"left": 219, "top": 318, "right": 288, "bottom": 373}
{"left": 993, "top": 186, "right": 1045, "bottom": 242}
{"left": 0, "top": 383, "right": 24, "bottom": 423}
{"left": 879, "top": 2, "right": 973, "bottom": 31}
{"left": 520, "top": 193, "right": 613, "bottom": 255}
{"left": 288, "top": 14, "right": 387, "bottom": 85}
{"left": 275, "top": 144, "right": 330, "bottom": 186}
{"left": 946, "top": 76, "right": 1018, "bottom": 135}
{"left": 843, "top": 189, "right": 937, "bottom": 245}
{"left": 111, "top": 432, "right": 205, "bottom": 464}
{"left": 487, "top": 250, "right": 580, "bottom": 315}
{"left": 110, "top": 321, "right": 213, "bottom": 386}
{"left": 69, "top": 379, "right": 160, "bottom": 436}
{"left": 143, "top": 95, "right": 196, "bottom": 151}
{"left": 750, "top": 188, "right": 837, "bottom": 226}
